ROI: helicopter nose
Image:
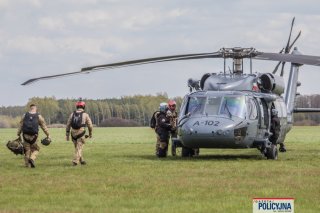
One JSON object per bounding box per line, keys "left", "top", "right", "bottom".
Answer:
{"left": 179, "top": 116, "right": 246, "bottom": 148}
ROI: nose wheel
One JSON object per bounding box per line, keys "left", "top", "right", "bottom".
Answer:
{"left": 265, "top": 144, "right": 278, "bottom": 160}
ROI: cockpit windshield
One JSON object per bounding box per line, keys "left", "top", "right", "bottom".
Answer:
{"left": 185, "top": 95, "right": 246, "bottom": 119}
{"left": 219, "top": 96, "right": 246, "bottom": 119}
{"left": 186, "top": 97, "right": 206, "bottom": 115}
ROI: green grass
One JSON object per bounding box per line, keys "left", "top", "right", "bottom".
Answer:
{"left": 0, "top": 126, "right": 319, "bottom": 213}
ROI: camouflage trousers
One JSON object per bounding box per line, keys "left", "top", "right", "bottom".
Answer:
{"left": 72, "top": 137, "right": 85, "bottom": 164}
{"left": 22, "top": 134, "right": 40, "bottom": 167}
{"left": 23, "top": 142, "right": 40, "bottom": 167}
{"left": 155, "top": 132, "right": 170, "bottom": 157}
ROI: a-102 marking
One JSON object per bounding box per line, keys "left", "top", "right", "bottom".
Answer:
{"left": 193, "top": 120, "right": 220, "bottom": 126}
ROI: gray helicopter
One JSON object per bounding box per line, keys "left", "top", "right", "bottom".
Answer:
{"left": 22, "top": 18, "right": 320, "bottom": 160}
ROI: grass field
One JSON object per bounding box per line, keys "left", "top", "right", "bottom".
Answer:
{"left": 0, "top": 126, "right": 319, "bottom": 213}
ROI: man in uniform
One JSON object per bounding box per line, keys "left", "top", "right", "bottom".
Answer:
{"left": 66, "top": 99, "right": 93, "bottom": 166}
{"left": 166, "top": 100, "right": 178, "bottom": 139}
{"left": 269, "top": 109, "right": 282, "bottom": 148}
{"left": 155, "top": 102, "right": 173, "bottom": 157}
{"left": 17, "top": 104, "right": 50, "bottom": 168}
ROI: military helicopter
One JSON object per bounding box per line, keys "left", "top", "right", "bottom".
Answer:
{"left": 22, "top": 18, "right": 320, "bottom": 160}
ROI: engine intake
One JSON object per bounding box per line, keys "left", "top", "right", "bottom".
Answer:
{"left": 258, "top": 73, "right": 285, "bottom": 95}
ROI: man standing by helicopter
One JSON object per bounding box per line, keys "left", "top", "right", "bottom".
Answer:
{"left": 155, "top": 102, "right": 174, "bottom": 157}
{"left": 269, "top": 108, "right": 286, "bottom": 152}
{"left": 66, "top": 99, "right": 93, "bottom": 166}
{"left": 166, "top": 100, "right": 178, "bottom": 140}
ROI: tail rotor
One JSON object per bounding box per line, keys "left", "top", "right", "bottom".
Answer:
{"left": 273, "top": 17, "right": 302, "bottom": 76}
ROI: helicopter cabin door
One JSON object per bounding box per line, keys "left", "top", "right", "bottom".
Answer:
{"left": 255, "top": 98, "right": 270, "bottom": 139}
{"left": 245, "top": 97, "right": 259, "bottom": 142}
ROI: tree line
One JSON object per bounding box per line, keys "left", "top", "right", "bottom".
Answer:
{"left": 0, "top": 93, "right": 182, "bottom": 128}
{"left": 0, "top": 94, "right": 320, "bottom": 128}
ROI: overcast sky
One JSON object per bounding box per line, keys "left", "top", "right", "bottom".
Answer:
{"left": 1, "top": 0, "right": 320, "bottom": 106}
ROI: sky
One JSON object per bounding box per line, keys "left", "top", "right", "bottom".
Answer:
{"left": 1, "top": 0, "right": 320, "bottom": 106}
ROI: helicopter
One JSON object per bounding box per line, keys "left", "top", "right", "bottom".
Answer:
{"left": 22, "top": 18, "right": 320, "bottom": 160}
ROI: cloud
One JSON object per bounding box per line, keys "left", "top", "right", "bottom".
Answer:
{"left": 6, "top": 36, "right": 56, "bottom": 54}
{"left": 39, "top": 17, "right": 65, "bottom": 31}
{"left": 0, "top": 0, "right": 9, "bottom": 8}
{"left": 68, "top": 10, "right": 112, "bottom": 26}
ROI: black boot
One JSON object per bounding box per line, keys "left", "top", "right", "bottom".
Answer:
{"left": 29, "top": 159, "right": 35, "bottom": 168}
{"left": 279, "top": 143, "right": 287, "bottom": 152}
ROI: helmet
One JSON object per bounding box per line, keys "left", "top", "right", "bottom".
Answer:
{"left": 6, "top": 137, "right": 24, "bottom": 155}
{"left": 168, "top": 100, "right": 176, "bottom": 111}
{"left": 76, "top": 98, "right": 85, "bottom": 109}
{"left": 271, "top": 108, "right": 278, "bottom": 116}
{"left": 159, "top": 102, "right": 168, "bottom": 112}
{"left": 41, "top": 137, "right": 51, "bottom": 146}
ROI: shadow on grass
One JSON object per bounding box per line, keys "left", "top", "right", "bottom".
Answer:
{"left": 122, "top": 154, "right": 264, "bottom": 161}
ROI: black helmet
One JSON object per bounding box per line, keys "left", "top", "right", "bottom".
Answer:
{"left": 41, "top": 137, "right": 51, "bottom": 146}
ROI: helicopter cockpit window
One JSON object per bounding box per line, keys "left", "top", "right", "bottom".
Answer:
{"left": 205, "top": 97, "right": 222, "bottom": 115}
{"left": 186, "top": 97, "right": 206, "bottom": 115}
{"left": 219, "top": 96, "right": 246, "bottom": 119}
{"left": 247, "top": 97, "right": 258, "bottom": 120}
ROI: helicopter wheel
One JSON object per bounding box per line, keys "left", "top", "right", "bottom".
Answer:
{"left": 182, "top": 146, "right": 195, "bottom": 157}
{"left": 266, "top": 144, "right": 278, "bottom": 160}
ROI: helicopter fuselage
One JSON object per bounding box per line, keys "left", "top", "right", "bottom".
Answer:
{"left": 177, "top": 89, "right": 289, "bottom": 149}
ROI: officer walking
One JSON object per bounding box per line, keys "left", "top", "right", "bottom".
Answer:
{"left": 155, "top": 102, "right": 173, "bottom": 157}
{"left": 17, "top": 104, "right": 50, "bottom": 168}
{"left": 66, "top": 99, "right": 93, "bottom": 166}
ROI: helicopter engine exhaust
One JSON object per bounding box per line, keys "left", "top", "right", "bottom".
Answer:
{"left": 258, "top": 73, "right": 285, "bottom": 95}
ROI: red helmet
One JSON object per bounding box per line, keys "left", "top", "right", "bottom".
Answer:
{"left": 168, "top": 100, "right": 176, "bottom": 111}
{"left": 76, "top": 101, "right": 86, "bottom": 109}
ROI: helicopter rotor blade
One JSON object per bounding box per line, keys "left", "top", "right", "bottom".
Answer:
{"left": 288, "top": 30, "right": 301, "bottom": 51}
{"left": 272, "top": 48, "right": 285, "bottom": 74}
{"left": 21, "top": 52, "right": 222, "bottom": 85}
{"left": 81, "top": 52, "right": 222, "bottom": 72}
{"left": 280, "top": 61, "right": 286, "bottom": 76}
{"left": 285, "top": 17, "right": 295, "bottom": 53}
{"left": 272, "top": 61, "right": 282, "bottom": 74}
{"left": 21, "top": 70, "right": 87, "bottom": 85}
{"left": 254, "top": 52, "right": 320, "bottom": 66}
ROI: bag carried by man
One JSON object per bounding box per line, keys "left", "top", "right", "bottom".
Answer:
{"left": 150, "top": 111, "right": 160, "bottom": 129}
{"left": 7, "top": 137, "right": 24, "bottom": 155}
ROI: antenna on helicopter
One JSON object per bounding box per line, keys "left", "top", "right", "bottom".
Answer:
{"left": 273, "top": 17, "right": 302, "bottom": 76}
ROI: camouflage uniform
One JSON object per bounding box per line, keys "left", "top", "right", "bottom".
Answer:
{"left": 270, "top": 114, "right": 280, "bottom": 144}
{"left": 17, "top": 113, "right": 50, "bottom": 167}
{"left": 153, "top": 111, "right": 161, "bottom": 155}
{"left": 156, "top": 111, "right": 173, "bottom": 157}
{"left": 166, "top": 109, "right": 178, "bottom": 138}
{"left": 66, "top": 108, "right": 93, "bottom": 165}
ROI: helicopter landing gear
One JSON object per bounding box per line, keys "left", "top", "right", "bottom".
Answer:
{"left": 181, "top": 146, "right": 200, "bottom": 157}
{"left": 171, "top": 138, "right": 182, "bottom": 156}
{"left": 256, "top": 140, "right": 278, "bottom": 160}
{"left": 182, "top": 146, "right": 195, "bottom": 157}
{"left": 265, "top": 144, "right": 278, "bottom": 160}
